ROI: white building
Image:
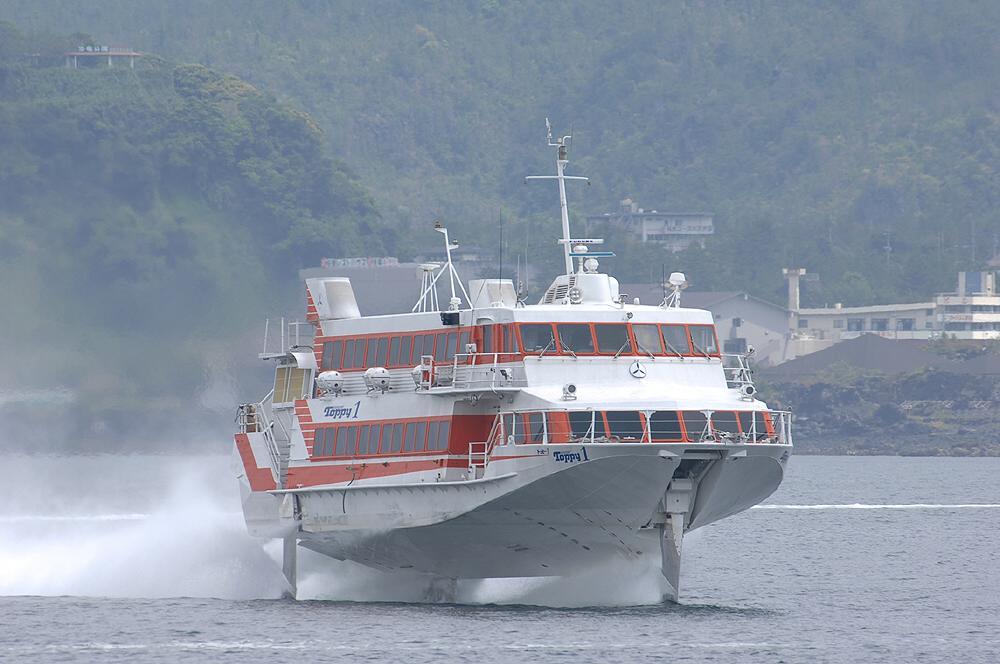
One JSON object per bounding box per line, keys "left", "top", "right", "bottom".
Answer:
{"left": 586, "top": 199, "right": 714, "bottom": 252}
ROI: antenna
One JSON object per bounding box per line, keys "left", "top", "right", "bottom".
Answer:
{"left": 498, "top": 207, "right": 503, "bottom": 287}
{"left": 412, "top": 221, "right": 472, "bottom": 312}
{"left": 525, "top": 118, "right": 590, "bottom": 275}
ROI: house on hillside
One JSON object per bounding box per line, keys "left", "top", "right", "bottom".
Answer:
{"left": 586, "top": 199, "right": 713, "bottom": 252}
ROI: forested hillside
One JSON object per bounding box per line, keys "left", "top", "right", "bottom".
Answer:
{"left": 0, "top": 3, "right": 998, "bottom": 450}
{"left": 4, "top": 1, "right": 997, "bottom": 306}
{"left": 0, "top": 22, "right": 384, "bottom": 448}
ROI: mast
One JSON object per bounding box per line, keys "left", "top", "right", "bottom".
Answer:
{"left": 525, "top": 119, "right": 589, "bottom": 275}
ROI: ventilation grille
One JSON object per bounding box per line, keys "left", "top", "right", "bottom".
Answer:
{"left": 542, "top": 275, "right": 577, "bottom": 304}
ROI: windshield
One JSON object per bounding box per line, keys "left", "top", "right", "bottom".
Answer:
{"left": 520, "top": 324, "right": 555, "bottom": 352}
{"left": 557, "top": 324, "right": 594, "bottom": 354}
{"left": 595, "top": 324, "right": 632, "bottom": 354}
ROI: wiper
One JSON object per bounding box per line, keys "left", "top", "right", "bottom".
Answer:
{"left": 612, "top": 339, "right": 632, "bottom": 359}
{"left": 690, "top": 340, "right": 711, "bottom": 359}
{"left": 634, "top": 340, "right": 656, "bottom": 360}
{"left": 537, "top": 337, "right": 556, "bottom": 357}
{"left": 662, "top": 337, "right": 683, "bottom": 356}
{"left": 559, "top": 337, "right": 578, "bottom": 358}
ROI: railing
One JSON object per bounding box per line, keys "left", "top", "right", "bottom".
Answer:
{"left": 236, "top": 390, "right": 286, "bottom": 486}
{"left": 419, "top": 353, "right": 527, "bottom": 392}
{"left": 478, "top": 409, "right": 793, "bottom": 447}
{"left": 722, "top": 353, "right": 755, "bottom": 397}
{"left": 260, "top": 317, "right": 314, "bottom": 359}
{"left": 468, "top": 414, "right": 506, "bottom": 476}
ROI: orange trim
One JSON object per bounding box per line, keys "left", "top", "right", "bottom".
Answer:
{"left": 235, "top": 433, "right": 277, "bottom": 491}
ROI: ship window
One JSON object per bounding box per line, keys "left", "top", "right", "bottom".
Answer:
{"left": 314, "top": 427, "right": 330, "bottom": 457}
{"left": 413, "top": 421, "right": 427, "bottom": 451}
{"left": 712, "top": 411, "right": 740, "bottom": 435}
{"left": 605, "top": 411, "right": 644, "bottom": 440}
{"left": 335, "top": 426, "right": 357, "bottom": 456}
{"left": 737, "top": 411, "right": 753, "bottom": 437}
{"left": 526, "top": 412, "right": 545, "bottom": 443}
{"left": 444, "top": 331, "right": 458, "bottom": 360}
{"left": 596, "top": 324, "right": 632, "bottom": 354}
{"left": 273, "top": 366, "right": 289, "bottom": 401}
{"left": 322, "top": 341, "right": 340, "bottom": 370}
{"left": 482, "top": 326, "right": 493, "bottom": 354}
{"left": 434, "top": 420, "right": 450, "bottom": 450}
{"left": 362, "top": 339, "right": 374, "bottom": 367}
{"left": 357, "top": 424, "right": 371, "bottom": 454}
{"left": 389, "top": 423, "right": 404, "bottom": 453}
{"left": 370, "top": 423, "right": 383, "bottom": 453}
{"left": 650, "top": 411, "right": 683, "bottom": 441}
{"left": 633, "top": 324, "right": 663, "bottom": 355}
{"left": 375, "top": 424, "right": 389, "bottom": 454}
{"left": 460, "top": 329, "right": 472, "bottom": 354}
{"left": 688, "top": 325, "right": 719, "bottom": 356}
{"left": 410, "top": 335, "right": 422, "bottom": 362}
{"left": 507, "top": 324, "right": 520, "bottom": 353}
{"left": 434, "top": 333, "right": 448, "bottom": 361}
{"left": 374, "top": 337, "right": 388, "bottom": 367}
{"left": 661, "top": 325, "right": 691, "bottom": 355}
{"left": 399, "top": 335, "right": 412, "bottom": 365}
{"left": 421, "top": 334, "right": 435, "bottom": 360}
{"left": 568, "top": 411, "right": 594, "bottom": 439}
{"left": 520, "top": 324, "right": 555, "bottom": 353}
{"left": 427, "top": 421, "right": 439, "bottom": 450}
{"left": 342, "top": 340, "right": 356, "bottom": 369}
{"left": 389, "top": 337, "right": 400, "bottom": 366}
{"left": 682, "top": 411, "right": 709, "bottom": 441}
{"left": 352, "top": 339, "right": 365, "bottom": 367}
{"left": 557, "top": 324, "right": 595, "bottom": 354}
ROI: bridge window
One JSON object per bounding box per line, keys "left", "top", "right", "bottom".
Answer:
{"left": 388, "top": 337, "right": 400, "bottom": 366}
{"left": 688, "top": 325, "right": 719, "bottom": 356}
{"left": 399, "top": 335, "right": 412, "bottom": 365}
{"left": 604, "top": 411, "right": 644, "bottom": 440}
{"left": 482, "top": 325, "right": 493, "bottom": 353}
{"left": 633, "top": 324, "right": 663, "bottom": 355}
{"left": 650, "top": 410, "right": 683, "bottom": 441}
{"left": 595, "top": 324, "right": 632, "bottom": 354}
{"left": 521, "top": 323, "right": 556, "bottom": 353}
{"left": 352, "top": 339, "right": 365, "bottom": 367}
{"left": 661, "top": 325, "right": 691, "bottom": 355}
{"left": 682, "top": 411, "right": 709, "bottom": 441}
{"left": 558, "top": 323, "right": 595, "bottom": 354}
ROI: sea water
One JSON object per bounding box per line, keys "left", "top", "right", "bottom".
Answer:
{"left": 1, "top": 454, "right": 998, "bottom": 663}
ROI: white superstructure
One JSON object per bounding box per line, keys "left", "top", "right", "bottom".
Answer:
{"left": 234, "top": 123, "right": 792, "bottom": 601}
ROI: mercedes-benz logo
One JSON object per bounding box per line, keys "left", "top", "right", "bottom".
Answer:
{"left": 628, "top": 361, "right": 647, "bottom": 379}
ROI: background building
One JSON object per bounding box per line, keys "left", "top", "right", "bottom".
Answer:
{"left": 586, "top": 199, "right": 714, "bottom": 251}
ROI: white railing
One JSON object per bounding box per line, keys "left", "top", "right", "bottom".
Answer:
{"left": 236, "top": 390, "right": 286, "bottom": 486}
{"left": 420, "top": 353, "right": 527, "bottom": 392}
{"left": 474, "top": 409, "right": 793, "bottom": 447}
{"left": 722, "top": 353, "right": 755, "bottom": 396}
{"left": 260, "top": 318, "right": 313, "bottom": 358}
